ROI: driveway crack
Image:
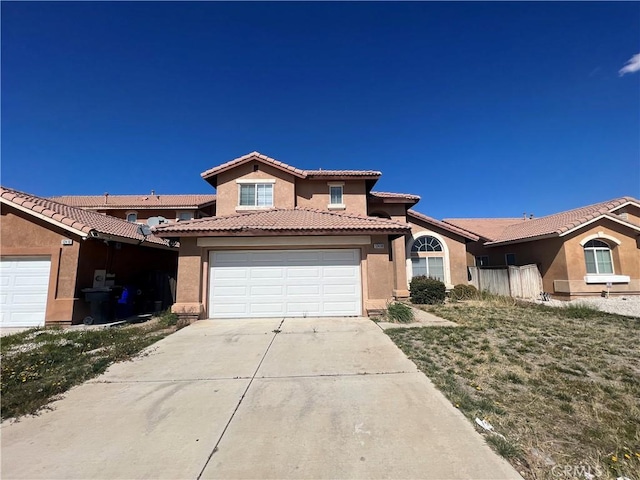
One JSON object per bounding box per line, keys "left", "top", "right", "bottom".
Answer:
{"left": 196, "top": 317, "right": 285, "bottom": 479}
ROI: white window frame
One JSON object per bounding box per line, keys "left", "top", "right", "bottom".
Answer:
{"left": 177, "top": 211, "right": 194, "bottom": 222}
{"left": 126, "top": 211, "right": 138, "bottom": 223}
{"left": 328, "top": 182, "right": 345, "bottom": 210}
{"left": 236, "top": 179, "right": 275, "bottom": 210}
{"left": 406, "top": 231, "right": 452, "bottom": 288}
{"left": 583, "top": 239, "right": 614, "bottom": 275}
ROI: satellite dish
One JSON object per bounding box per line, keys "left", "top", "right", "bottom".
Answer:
{"left": 137, "top": 224, "right": 152, "bottom": 237}
{"left": 147, "top": 217, "right": 160, "bottom": 227}
{"left": 157, "top": 216, "right": 168, "bottom": 224}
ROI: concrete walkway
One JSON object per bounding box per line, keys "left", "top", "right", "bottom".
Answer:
{"left": 377, "top": 305, "right": 458, "bottom": 329}
{"left": 1, "top": 317, "right": 521, "bottom": 480}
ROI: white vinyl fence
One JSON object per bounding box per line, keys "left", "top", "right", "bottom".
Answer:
{"left": 469, "top": 264, "right": 543, "bottom": 299}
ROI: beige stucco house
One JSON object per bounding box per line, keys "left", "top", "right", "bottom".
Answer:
{"left": 154, "top": 151, "right": 477, "bottom": 321}
{"left": 443, "top": 197, "right": 640, "bottom": 299}
{"left": 0, "top": 187, "right": 178, "bottom": 327}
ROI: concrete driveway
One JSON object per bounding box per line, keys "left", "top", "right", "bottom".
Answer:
{"left": 1, "top": 318, "right": 521, "bottom": 479}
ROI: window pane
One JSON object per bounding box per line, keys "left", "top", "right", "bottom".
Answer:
{"left": 239, "top": 184, "right": 255, "bottom": 206}
{"left": 330, "top": 186, "right": 343, "bottom": 205}
{"left": 595, "top": 250, "right": 613, "bottom": 274}
{"left": 506, "top": 253, "right": 516, "bottom": 266}
{"left": 426, "top": 237, "right": 442, "bottom": 252}
{"left": 427, "top": 257, "right": 445, "bottom": 282}
{"left": 411, "top": 258, "right": 427, "bottom": 277}
{"left": 584, "top": 250, "right": 597, "bottom": 274}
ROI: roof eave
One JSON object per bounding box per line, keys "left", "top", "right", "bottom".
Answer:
{"left": 485, "top": 233, "right": 558, "bottom": 247}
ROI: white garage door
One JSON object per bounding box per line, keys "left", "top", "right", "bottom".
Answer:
{"left": 209, "top": 249, "right": 361, "bottom": 318}
{"left": 0, "top": 257, "right": 51, "bottom": 328}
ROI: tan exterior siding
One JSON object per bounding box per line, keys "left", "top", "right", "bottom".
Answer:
{"left": 215, "top": 163, "right": 296, "bottom": 216}
{"left": 296, "top": 180, "right": 368, "bottom": 215}
{"left": 1, "top": 207, "right": 80, "bottom": 325}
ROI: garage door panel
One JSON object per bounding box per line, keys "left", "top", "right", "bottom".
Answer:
{"left": 209, "top": 249, "right": 361, "bottom": 319}
{"left": 249, "top": 285, "right": 284, "bottom": 296}
{"left": 250, "top": 268, "right": 285, "bottom": 280}
{"left": 1, "top": 257, "right": 51, "bottom": 327}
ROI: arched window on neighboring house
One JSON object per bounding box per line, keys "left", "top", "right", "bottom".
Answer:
{"left": 583, "top": 239, "right": 614, "bottom": 274}
{"left": 126, "top": 212, "right": 138, "bottom": 223}
{"left": 410, "top": 235, "right": 445, "bottom": 282}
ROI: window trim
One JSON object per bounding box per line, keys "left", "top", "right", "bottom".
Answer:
{"left": 126, "top": 211, "right": 138, "bottom": 223}
{"left": 583, "top": 239, "right": 614, "bottom": 275}
{"left": 328, "top": 182, "right": 345, "bottom": 210}
{"left": 237, "top": 181, "right": 274, "bottom": 208}
{"left": 405, "top": 231, "right": 452, "bottom": 288}
{"left": 177, "top": 211, "right": 194, "bottom": 222}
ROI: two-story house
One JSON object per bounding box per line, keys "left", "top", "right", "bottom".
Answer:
{"left": 50, "top": 193, "right": 217, "bottom": 225}
{"left": 154, "top": 151, "right": 478, "bottom": 321}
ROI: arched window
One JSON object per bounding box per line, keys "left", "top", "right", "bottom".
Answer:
{"left": 583, "top": 239, "right": 613, "bottom": 274}
{"left": 126, "top": 212, "right": 138, "bottom": 223}
{"left": 410, "top": 236, "right": 445, "bottom": 281}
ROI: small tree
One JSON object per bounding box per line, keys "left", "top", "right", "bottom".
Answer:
{"left": 410, "top": 276, "right": 446, "bottom": 304}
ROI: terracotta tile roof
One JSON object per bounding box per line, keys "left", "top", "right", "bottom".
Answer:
{"left": 153, "top": 208, "right": 411, "bottom": 236}
{"left": 485, "top": 196, "right": 640, "bottom": 245}
{"left": 1, "top": 187, "right": 172, "bottom": 248}
{"left": 408, "top": 210, "right": 479, "bottom": 241}
{"left": 201, "top": 151, "right": 381, "bottom": 182}
{"left": 442, "top": 218, "right": 525, "bottom": 241}
{"left": 444, "top": 196, "right": 640, "bottom": 246}
{"left": 201, "top": 151, "right": 306, "bottom": 180}
{"left": 49, "top": 194, "right": 216, "bottom": 209}
{"left": 370, "top": 191, "right": 421, "bottom": 200}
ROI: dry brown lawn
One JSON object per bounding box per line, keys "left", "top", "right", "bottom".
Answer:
{"left": 386, "top": 299, "right": 640, "bottom": 480}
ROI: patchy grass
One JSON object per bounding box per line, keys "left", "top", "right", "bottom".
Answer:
{"left": 1, "top": 319, "right": 178, "bottom": 420}
{"left": 385, "top": 302, "right": 415, "bottom": 323}
{"left": 386, "top": 299, "right": 640, "bottom": 480}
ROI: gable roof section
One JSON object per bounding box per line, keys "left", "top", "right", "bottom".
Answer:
{"left": 448, "top": 196, "right": 640, "bottom": 247}
{"left": 442, "top": 218, "right": 525, "bottom": 241}
{"left": 1, "top": 187, "right": 172, "bottom": 248}
{"left": 201, "top": 151, "right": 382, "bottom": 185}
{"left": 153, "top": 208, "right": 411, "bottom": 237}
{"left": 369, "top": 191, "right": 421, "bottom": 205}
{"left": 49, "top": 194, "right": 217, "bottom": 210}
{"left": 407, "top": 210, "right": 479, "bottom": 241}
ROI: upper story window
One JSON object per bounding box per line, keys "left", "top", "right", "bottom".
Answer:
{"left": 238, "top": 181, "right": 274, "bottom": 208}
{"left": 126, "top": 212, "right": 138, "bottom": 223}
{"left": 328, "top": 183, "right": 345, "bottom": 209}
{"left": 584, "top": 239, "right": 613, "bottom": 274}
{"left": 178, "top": 211, "right": 194, "bottom": 221}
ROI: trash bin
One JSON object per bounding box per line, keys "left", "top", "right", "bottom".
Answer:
{"left": 116, "top": 285, "right": 135, "bottom": 319}
{"left": 81, "top": 287, "right": 119, "bottom": 325}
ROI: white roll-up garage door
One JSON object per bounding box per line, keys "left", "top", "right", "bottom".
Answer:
{"left": 209, "top": 249, "right": 361, "bottom": 318}
{"left": 0, "top": 257, "right": 51, "bottom": 328}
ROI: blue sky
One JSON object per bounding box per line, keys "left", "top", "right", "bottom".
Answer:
{"left": 2, "top": 1, "right": 639, "bottom": 219}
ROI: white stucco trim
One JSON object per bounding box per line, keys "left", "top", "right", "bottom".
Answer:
{"left": 235, "top": 179, "right": 276, "bottom": 184}
{"left": 405, "top": 230, "right": 453, "bottom": 289}
{"left": 559, "top": 214, "right": 640, "bottom": 237}
{"left": 584, "top": 275, "right": 630, "bottom": 284}
{"left": 579, "top": 232, "right": 622, "bottom": 246}
{"left": 197, "top": 235, "right": 371, "bottom": 247}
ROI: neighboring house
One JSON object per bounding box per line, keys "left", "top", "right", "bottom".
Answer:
{"left": 443, "top": 196, "right": 640, "bottom": 299}
{"left": 154, "top": 151, "right": 478, "bottom": 321}
{"left": 0, "top": 187, "right": 178, "bottom": 328}
{"left": 50, "top": 193, "right": 217, "bottom": 225}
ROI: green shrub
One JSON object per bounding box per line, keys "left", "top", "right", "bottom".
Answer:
{"left": 386, "top": 302, "right": 414, "bottom": 323}
{"left": 410, "top": 276, "right": 446, "bottom": 305}
{"left": 157, "top": 309, "right": 178, "bottom": 327}
{"left": 450, "top": 284, "right": 479, "bottom": 301}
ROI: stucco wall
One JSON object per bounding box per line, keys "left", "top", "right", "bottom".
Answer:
{"left": 215, "top": 163, "right": 296, "bottom": 216}
{"left": 408, "top": 220, "right": 469, "bottom": 287}
{"left": 1, "top": 207, "right": 81, "bottom": 325}
{"left": 296, "top": 180, "right": 368, "bottom": 215}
